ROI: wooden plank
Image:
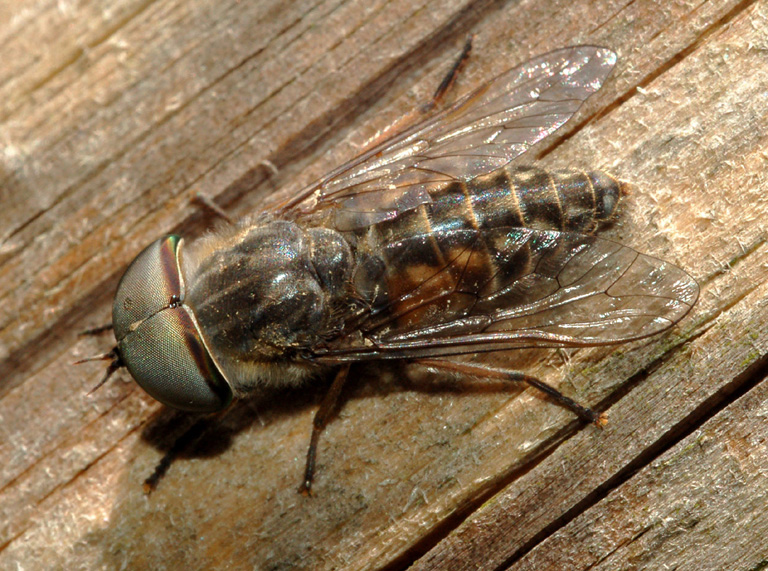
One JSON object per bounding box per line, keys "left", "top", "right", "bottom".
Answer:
{"left": 505, "top": 279, "right": 768, "bottom": 570}
{"left": 1, "top": 0, "right": 766, "bottom": 569}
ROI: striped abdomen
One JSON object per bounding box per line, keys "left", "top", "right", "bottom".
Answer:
{"left": 372, "top": 165, "right": 625, "bottom": 246}
{"left": 461, "top": 165, "right": 624, "bottom": 233}
{"left": 353, "top": 166, "right": 626, "bottom": 333}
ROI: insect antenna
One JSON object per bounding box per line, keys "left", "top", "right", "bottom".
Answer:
{"left": 74, "top": 346, "right": 125, "bottom": 394}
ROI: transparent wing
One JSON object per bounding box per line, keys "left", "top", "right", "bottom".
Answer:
{"left": 275, "top": 46, "right": 617, "bottom": 231}
{"left": 311, "top": 227, "right": 699, "bottom": 362}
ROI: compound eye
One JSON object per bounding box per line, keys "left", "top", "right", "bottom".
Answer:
{"left": 112, "top": 236, "right": 232, "bottom": 412}
{"left": 118, "top": 306, "right": 232, "bottom": 412}
{"left": 113, "top": 236, "right": 184, "bottom": 342}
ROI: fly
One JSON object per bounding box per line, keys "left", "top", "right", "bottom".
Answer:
{"left": 80, "top": 43, "right": 699, "bottom": 494}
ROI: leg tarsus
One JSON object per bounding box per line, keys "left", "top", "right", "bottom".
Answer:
{"left": 143, "top": 419, "right": 208, "bottom": 494}
{"left": 430, "top": 35, "right": 474, "bottom": 107}
{"left": 299, "top": 365, "right": 351, "bottom": 495}
{"left": 519, "top": 374, "right": 602, "bottom": 425}
{"left": 356, "top": 36, "right": 475, "bottom": 152}
{"left": 416, "top": 358, "right": 604, "bottom": 425}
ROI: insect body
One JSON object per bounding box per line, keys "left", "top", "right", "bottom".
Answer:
{"left": 92, "top": 46, "right": 699, "bottom": 492}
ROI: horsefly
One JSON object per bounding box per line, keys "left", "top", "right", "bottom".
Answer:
{"left": 80, "top": 44, "right": 699, "bottom": 493}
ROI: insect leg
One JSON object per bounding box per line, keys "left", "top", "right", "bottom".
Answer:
{"left": 79, "top": 323, "right": 113, "bottom": 335}
{"left": 299, "top": 364, "right": 352, "bottom": 495}
{"left": 191, "top": 192, "right": 234, "bottom": 224}
{"left": 416, "top": 359, "right": 606, "bottom": 426}
{"left": 427, "top": 35, "right": 474, "bottom": 110}
{"left": 358, "top": 37, "right": 475, "bottom": 152}
{"left": 143, "top": 418, "right": 209, "bottom": 494}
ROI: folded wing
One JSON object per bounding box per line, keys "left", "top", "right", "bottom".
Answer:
{"left": 313, "top": 227, "right": 698, "bottom": 361}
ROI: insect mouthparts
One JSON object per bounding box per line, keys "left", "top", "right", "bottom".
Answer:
{"left": 74, "top": 346, "right": 124, "bottom": 394}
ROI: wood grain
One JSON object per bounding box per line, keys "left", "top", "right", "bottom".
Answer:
{"left": 1, "top": 0, "right": 766, "bottom": 569}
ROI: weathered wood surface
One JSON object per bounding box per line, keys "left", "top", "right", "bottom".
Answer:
{"left": 1, "top": 0, "right": 767, "bottom": 569}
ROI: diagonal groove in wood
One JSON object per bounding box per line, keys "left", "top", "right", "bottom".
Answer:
{"left": 0, "top": 0, "right": 158, "bottom": 121}
{"left": 0, "top": 2, "right": 320, "bottom": 247}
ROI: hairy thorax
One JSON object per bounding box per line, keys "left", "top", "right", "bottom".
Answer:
{"left": 181, "top": 217, "right": 354, "bottom": 391}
